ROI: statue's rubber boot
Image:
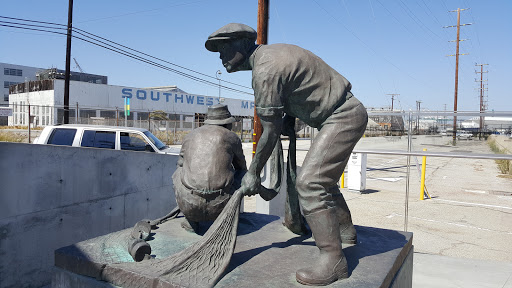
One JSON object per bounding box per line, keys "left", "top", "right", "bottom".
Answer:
{"left": 296, "top": 207, "right": 348, "bottom": 286}
{"left": 333, "top": 193, "right": 357, "bottom": 244}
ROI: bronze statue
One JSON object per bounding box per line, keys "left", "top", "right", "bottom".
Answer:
{"left": 173, "top": 104, "right": 247, "bottom": 233}
{"left": 206, "top": 23, "right": 368, "bottom": 286}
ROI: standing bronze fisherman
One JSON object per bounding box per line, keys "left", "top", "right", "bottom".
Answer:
{"left": 206, "top": 23, "right": 368, "bottom": 286}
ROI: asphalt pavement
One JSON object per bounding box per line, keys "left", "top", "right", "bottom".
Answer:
{"left": 242, "top": 135, "right": 512, "bottom": 288}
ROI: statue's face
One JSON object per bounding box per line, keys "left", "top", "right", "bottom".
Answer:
{"left": 217, "top": 40, "right": 247, "bottom": 73}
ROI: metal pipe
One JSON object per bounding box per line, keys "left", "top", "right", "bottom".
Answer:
{"left": 405, "top": 111, "right": 412, "bottom": 232}
{"left": 295, "top": 148, "right": 512, "bottom": 161}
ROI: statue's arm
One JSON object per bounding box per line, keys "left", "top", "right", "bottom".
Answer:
{"left": 240, "top": 115, "right": 282, "bottom": 196}
{"left": 232, "top": 138, "right": 247, "bottom": 171}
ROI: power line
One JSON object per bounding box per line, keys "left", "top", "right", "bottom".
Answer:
{"left": 311, "top": 0, "right": 436, "bottom": 90}
{"left": 397, "top": 0, "right": 443, "bottom": 41}
{"left": 0, "top": 15, "right": 66, "bottom": 27}
{"left": 71, "top": 27, "right": 252, "bottom": 90}
{"left": 0, "top": 16, "right": 254, "bottom": 96}
{"left": 1, "top": 15, "right": 250, "bottom": 89}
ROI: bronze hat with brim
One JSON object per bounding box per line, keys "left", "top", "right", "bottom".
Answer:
{"left": 205, "top": 23, "right": 257, "bottom": 52}
{"left": 204, "top": 104, "right": 236, "bottom": 125}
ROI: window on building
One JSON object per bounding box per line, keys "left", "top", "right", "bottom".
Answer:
{"left": 3, "top": 94, "right": 8, "bottom": 101}
{"left": 4, "top": 81, "right": 20, "bottom": 88}
{"left": 4, "top": 68, "right": 22, "bottom": 76}
{"left": 120, "top": 132, "right": 149, "bottom": 152}
{"left": 81, "top": 130, "right": 116, "bottom": 149}
{"left": 47, "top": 128, "right": 77, "bottom": 146}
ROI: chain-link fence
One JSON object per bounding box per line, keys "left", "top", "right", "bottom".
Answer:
{"left": 1, "top": 103, "right": 256, "bottom": 144}
{"left": 3, "top": 103, "right": 512, "bottom": 145}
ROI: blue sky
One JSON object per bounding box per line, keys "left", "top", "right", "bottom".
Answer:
{"left": 1, "top": 0, "right": 511, "bottom": 111}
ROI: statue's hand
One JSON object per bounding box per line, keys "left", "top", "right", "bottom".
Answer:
{"left": 240, "top": 172, "right": 261, "bottom": 196}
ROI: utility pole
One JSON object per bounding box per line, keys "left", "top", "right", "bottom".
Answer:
{"left": 64, "top": 0, "right": 74, "bottom": 124}
{"left": 475, "top": 63, "right": 488, "bottom": 134}
{"left": 386, "top": 93, "right": 399, "bottom": 111}
{"left": 416, "top": 101, "right": 422, "bottom": 134}
{"left": 444, "top": 8, "right": 471, "bottom": 145}
{"left": 216, "top": 70, "right": 222, "bottom": 102}
{"left": 253, "top": 0, "right": 269, "bottom": 158}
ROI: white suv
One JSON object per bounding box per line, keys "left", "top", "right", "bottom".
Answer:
{"left": 34, "top": 124, "right": 179, "bottom": 155}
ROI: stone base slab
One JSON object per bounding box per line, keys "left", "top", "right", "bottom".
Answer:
{"left": 53, "top": 213, "right": 413, "bottom": 287}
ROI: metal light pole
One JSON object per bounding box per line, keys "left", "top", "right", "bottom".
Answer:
{"left": 216, "top": 70, "right": 222, "bottom": 102}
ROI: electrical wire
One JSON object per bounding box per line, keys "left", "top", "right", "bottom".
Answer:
{"left": 311, "top": 0, "right": 436, "bottom": 90}
{"left": 71, "top": 27, "right": 252, "bottom": 90}
{"left": 0, "top": 16, "right": 254, "bottom": 96}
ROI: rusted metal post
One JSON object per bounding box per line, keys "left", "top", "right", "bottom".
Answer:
{"left": 452, "top": 8, "right": 460, "bottom": 145}
{"left": 253, "top": 0, "right": 269, "bottom": 157}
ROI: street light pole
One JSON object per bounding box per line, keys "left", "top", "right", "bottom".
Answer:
{"left": 216, "top": 70, "right": 222, "bottom": 102}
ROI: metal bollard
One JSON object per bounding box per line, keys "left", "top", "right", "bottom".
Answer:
{"left": 420, "top": 148, "right": 427, "bottom": 200}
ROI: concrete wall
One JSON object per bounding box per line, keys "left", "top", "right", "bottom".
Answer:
{"left": 0, "top": 142, "right": 178, "bottom": 288}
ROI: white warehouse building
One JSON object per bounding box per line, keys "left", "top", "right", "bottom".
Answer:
{"left": 8, "top": 79, "right": 255, "bottom": 129}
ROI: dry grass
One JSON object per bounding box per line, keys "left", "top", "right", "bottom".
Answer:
{"left": 488, "top": 138, "right": 511, "bottom": 175}
{"left": 0, "top": 125, "right": 43, "bottom": 130}
{"left": 152, "top": 130, "right": 189, "bottom": 145}
{"left": 0, "top": 131, "right": 25, "bottom": 142}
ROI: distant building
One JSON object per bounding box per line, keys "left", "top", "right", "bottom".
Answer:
{"left": 367, "top": 113, "right": 405, "bottom": 132}
{"left": 36, "top": 67, "right": 107, "bottom": 85}
{"left": 8, "top": 79, "right": 254, "bottom": 129}
{"left": 1, "top": 62, "right": 108, "bottom": 125}
{"left": 1, "top": 62, "right": 42, "bottom": 104}
{"left": 462, "top": 117, "right": 512, "bottom": 133}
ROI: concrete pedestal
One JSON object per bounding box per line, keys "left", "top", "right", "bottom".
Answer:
{"left": 53, "top": 213, "right": 413, "bottom": 288}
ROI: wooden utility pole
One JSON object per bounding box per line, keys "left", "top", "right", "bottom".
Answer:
{"left": 253, "top": 0, "right": 269, "bottom": 157}
{"left": 444, "top": 8, "right": 471, "bottom": 145}
{"left": 386, "top": 93, "right": 399, "bottom": 111}
{"left": 63, "top": 0, "right": 74, "bottom": 124}
{"left": 475, "top": 64, "right": 488, "bottom": 133}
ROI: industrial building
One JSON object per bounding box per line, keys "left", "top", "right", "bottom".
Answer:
{"left": 8, "top": 79, "right": 255, "bottom": 129}
{"left": 1, "top": 62, "right": 42, "bottom": 104}
{"left": 462, "top": 116, "right": 512, "bottom": 133}
{"left": 2, "top": 62, "right": 109, "bottom": 125}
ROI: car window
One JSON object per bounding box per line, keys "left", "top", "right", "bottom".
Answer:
{"left": 81, "top": 130, "right": 116, "bottom": 149}
{"left": 120, "top": 132, "right": 150, "bottom": 152}
{"left": 47, "top": 128, "right": 77, "bottom": 146}
{"left": 143, "top": 131, "right": 167, "bottom": 150}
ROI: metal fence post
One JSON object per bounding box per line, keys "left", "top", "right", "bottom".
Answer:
{"left": 405, "top": 110, "right": 412, "bottom": 232}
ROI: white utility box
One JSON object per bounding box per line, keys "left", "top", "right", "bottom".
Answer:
{"left": 347, "top": 153, "right": 367, "bottom": 193}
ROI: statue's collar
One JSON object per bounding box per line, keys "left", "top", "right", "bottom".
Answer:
{"left": 249, "top": 44, "right": 263, "bottom": 69}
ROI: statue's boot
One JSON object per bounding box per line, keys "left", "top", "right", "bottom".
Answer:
{"left": 296, "top": 207, "right": 348, "bottom": 286}
{"left": 333, "top": 193, "right": 357, "bottom": 244}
